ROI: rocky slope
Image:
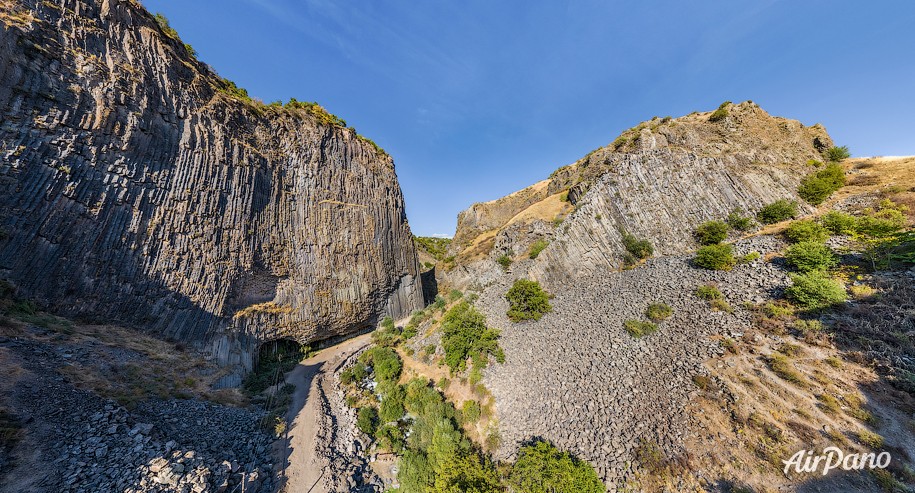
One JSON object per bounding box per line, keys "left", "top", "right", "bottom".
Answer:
{"left": 0, "top": 0, "right": 423, "bottom": 372}
{"left": 444, "top": 102, "right": 832, "bottom": 289}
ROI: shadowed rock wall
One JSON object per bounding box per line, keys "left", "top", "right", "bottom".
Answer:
{"left": 0, "top": 0, "right": 423, "bottom": 370}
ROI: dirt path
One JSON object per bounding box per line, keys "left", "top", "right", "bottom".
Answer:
{"left": 276, "top": 333, "right": 372, "bottom": 493}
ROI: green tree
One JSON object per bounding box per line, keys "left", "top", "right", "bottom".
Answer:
{"left": 783, "top": 220, "right": 829, "bottom": 244}
{"left": 505, "top": 279, "right": 553, "bottom": 322}
{"left": 440, "top": 302, "right": 504, "bottom": 373}
{"left": 826, "top": 145, "right": 851, "bottom": 162}
{"left": 798, "top": 163, "right": 845, "bottom": 205}
{"left": 509, "top": 441, "right": 604, "bottom": 493}
{"left": 356, "top": 406, "right": 378, "bottom": 436}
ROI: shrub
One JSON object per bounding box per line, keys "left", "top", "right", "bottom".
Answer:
{"left": 508, "top": 440, "right": 604, "bottom": 493}
{"left": 696, "top": 284, "right": 723, "bottom": 300}
{"left": 440, "top": 302, "right": 504, "bottom": 373}
{"left": 726, "top": 208, "right": 753, "bottom": 231}
{"left": 340, "top": 361, "right": 369, "bottom": 385}
{"left": 739, "top": 251, "right": 761, "bottom": 264}
{"left": 820, "top": 211, "right": 858, "bottom": 235}
{"left": 711, "top": 298, "right": 733, "bottom": 313}
{"left": 379, "top": 384, "right": 406, "bottom": 423}
{"left": 645, "top": 303, "right": 672, "bottom": 322}
{"left": 695, "top": 220, "right": 729, "bottom": 245}
{"left": 356, "top": 406, "right": 378, "bottom": 436}
{"left": 461, "top": 400, "right": 482, "bottom": 423}
{"left": 694, "top": 243, "right": 736, "bottom": 271}
{"left": 375, "top": 424, "right": 405, "bottom": 453}
{"left": 528, "top": 239, "right": 549, "bottom": 259}
{"left": 783, "top": 220, "right": 829, "bottom": 244}
{"left": 826, "top": 145, "right": 851, "bottom": 162}
{"left": 360, "top": 347, "right": 403, "bottom": 383}
{"left": 624, "top": 319, "right": 658, "bottom": 338}
{"left": 856, "top": 201, "right": 907, "bottom": 237}
{"left": 621, "top": 231, "right": 653, "bottom": 261}
{"left": 413, "top": 236, "right": 452, "bottom": 261}
{"left": 798, "top": 163, "right": 846, "bottom": 205}
{"left": 505, "top": 279, "right": 553, "bottom": 322}
{"left": 757, "top": 199, "right": 798, "bottom": 224}
{"left": 857, "top": 430, "right": 884, "bottom": 449}
{"left": 496, "top": 254, "right": 513, "bottom": 271}
{"left": 784, "top": 241, "right": 837, "bottom": 272}
{"left": 153, "top": 13, "right": 179, "bottom": 40}
{"left": 786, "top": 271, "right": 847, "bottom": 310}
{"left": 708, "top": 101, "right": 731, "bottom": 122}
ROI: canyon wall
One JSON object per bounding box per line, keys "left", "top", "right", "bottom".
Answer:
{"left": 0, "top": 0, "right": 423, "bottom": 372}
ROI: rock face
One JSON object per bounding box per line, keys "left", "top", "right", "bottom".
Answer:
{"left": 0, "top": 0, "right": 423, "bottom": 369}
{"left": 444, "top": 102, "right": 833, "bottom": 289}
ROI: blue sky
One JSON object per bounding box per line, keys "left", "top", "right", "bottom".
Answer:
{"left": 144, "top": 0, "right": 915, "bottom": 237}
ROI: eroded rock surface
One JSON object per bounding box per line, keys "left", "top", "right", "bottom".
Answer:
{"left": 0, "top": 0, "right": 422, "bottom": 368}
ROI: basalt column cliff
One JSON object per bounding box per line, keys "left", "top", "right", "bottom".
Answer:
{"left": 0, "top": 0, "right": 423, "bottom": 371}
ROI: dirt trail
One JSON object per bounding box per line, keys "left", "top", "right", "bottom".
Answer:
{"left": 276, "top": 333, "right": 372, "bottom": 493}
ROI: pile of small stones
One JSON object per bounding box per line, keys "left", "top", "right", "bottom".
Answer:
{"left": 476, "top": 236, "right": 789, "bottom": 488}
{"left": 0, "top": 336, "right": 277, "bottom": 493}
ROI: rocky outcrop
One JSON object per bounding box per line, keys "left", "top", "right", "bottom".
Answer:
{"left": 445, "top": 102, "right": 833, "bottom": 289}
{"left": 0, "top": 0, "right": 423, "bottom": 369}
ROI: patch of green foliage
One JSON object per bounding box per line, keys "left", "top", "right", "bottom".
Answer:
{"left": 694, "top": 243, "right": 736, "bottom": 271}
{"left": 356, "top": 134, "right": 388, "bottom": 157}
{"left": 739, "top": 251, "right": 761, "bottom": 264}
{"left": 621, "top": 230, "right": 653, "bottom": 265}
{"left": 414, "top": 236, "right": 452, "bottom": 261}
{"left": 856, "top": 200, "right": 907, "bottom": 238}
{"left": 508, "top": 440, "right": 604, "bottom": 493}
{"left": 820, "top": 211, "right": 858, "bottom": 235}
{"left": 505, "top": 279, "right": 553, "bottom": 322}
{"left": 757, "top": 199, "right": 798, "bottom": 224}
{"left": 696, "top": 284, "right": 723, "bottom": 300}
{"left": 360, "top": 346, "right": 403, "bottom": 383}
{"left": 695, "top": 220, "right": 729, "bottom": 245}
{"left": 786, "top": 271, "right": 847, "bottom": 310}
{"left": 645, "top": 303, "right": 672, "bottom": 322}
{"left": 624, "top": 319, "right": 658, "bottom": 338}
{"left": 708, "top": 101, "right": 731, "bottom": 122}
{"left": 397, "top": 379, "right": 502, "bottom": 493}
{"left": 285, "top": 98, "right": 347, "bottom": 127}
{"left": 826, "top": 145, "right": 851, "bottom": 162}
{"left": 371, "top": 316, "right": 403, "bottom": 347}
{"left": 496, "top": 253, "right": 513, "bottom": 271}
{"left": 357, "top": 406, "right": 379, "bottom": 435}
{"left": 785, "top": 241, "right": 837, "bottom": 272}
{"left": 783, "top": 219, "right": 830, "bottom": 244}
{"left": 528, "top": 239, "right": 549, "bottom": 259}
{"left": 460, "top": 400, "right": 482, "bottom": 424}
{"left": 379, "top": 382, "right": 407, "bottom": 424}
{"left": 153, "top": 13, "right": 179, "bottom": 40}
{"left": 440, "top": 302, "right": 504, "bottom": 373}
{"left": 726, "top": 208, "right": 753, "bottom": 231}
{"left": 218, "top": 78, "right": 254, "bottom": 103}
{"left": 798, "top": 163, "right": 845, "bottom": 205}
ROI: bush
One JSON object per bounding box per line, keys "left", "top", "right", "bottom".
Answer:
{"left": 757, "top": 199, "right": 798, "bottom": 224}
{"left": 461, "top": 400, "right": 482, "bottom": 423}
{"left": 528, "top": 239, "right": 549, "bottom": 259}
{"left": 826, "top": 145, "right": 851, "bottom": 162}
{"left": 356, "top": 406, "right": 379, "bottom": 436}
{"left": 340, "top": 361, "right": 369, "bottom": 385}
{"left": 786, "top": 271, "right": 847, "bottom": 310}
{"left": 708, "top": 101, "right": 731, "bottom": 122}
{"left": 360, "top": 347, "right": 403, "bottom": 383}
{"left": 726, "top": 208, "right": 753, "bottom": 231}
{"left": 694, "top": 243, "right": 736, "bottom": 271}
{"left": 508, "top": 440, "right": 604, "bottom": 493}
{"left": 645, "top": 303, "right": 672, "bottom": 322}
{"left": 783, "top": 220, "right": 829, "bottom": 244}
{"left": 820, "top": 211, "right": 858, "bottom": 235}
{"left": 798, "top": 163, "right": 845, "bottom": 205}
{"left": 784, "top": 241, "right": 837, "bottom": 272}
{"left": 440, "top": 302, "right": 504, "bottom": 373}
{"left": 696, "top": 284, "right": 723, "bottom": 300}
{"left": 621, "top": 231, "right": 653, "bottom": 261}
{"left": 496, "top": 254, "right": 513, "bottom": 271}
{"left": 695, "top": 220, "right": 729, "bottom": 245}
{"left": 376, "top": 423, "right": 405, "bottom": 453}
{"left": 856, "top": 201, "right": 907, "bottom": 237}
{"left": 624, "top": 319, "right": 658, "bottom": 338}
{"left": 505, "top": 279, "right": 553, "bottom": 322}
{"left": 379, "top": 384, "right": 406, "bottom": 423}
{"left": 739, "top": 251, "right": 761, "bottom": 264}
